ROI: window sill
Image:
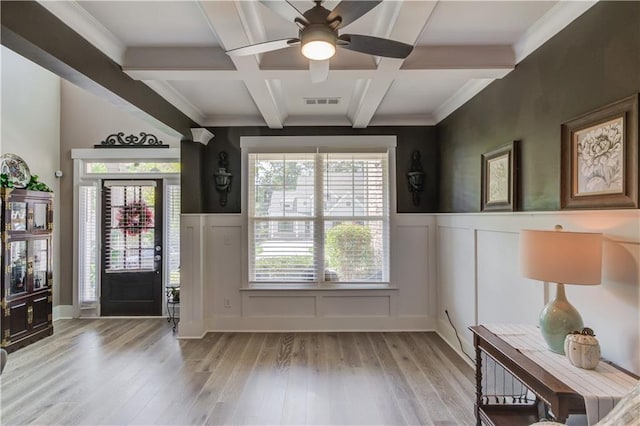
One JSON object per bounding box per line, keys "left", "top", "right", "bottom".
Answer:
{"left": 241, "top": 284, "right": 397, "bottom": 291}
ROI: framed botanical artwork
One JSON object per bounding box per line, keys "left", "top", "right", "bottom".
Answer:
{"left": 481, "top": 141, "right": 518, "bottom": 212}
{"left": 561, "top": 94, "right": 638, "bottom": 209}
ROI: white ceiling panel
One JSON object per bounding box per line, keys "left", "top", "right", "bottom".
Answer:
{"left": 50, "top": 0, "right": 593, "bottom": 128}
{"left": 168, "top": 80, "right": 261, "bottom": 117}
{"left": 78, "top": 1, "right": 219, "bottom": 47}
{"left": 376, "top": 74, "right": 471, "bottom": 116}
{"left": 417, "top": 1, "right": 557, "bottom": 45}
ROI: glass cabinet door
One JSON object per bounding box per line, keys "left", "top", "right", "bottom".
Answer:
{"left": 32, "top": 239, "right": 49, "bottom": 290}
{"left": 33, "top": 203, "right": 49, "bottom": 231}
{"left": 10, "top": 202, "right": 27, "bottom": 231}
{"left": 9, "top": 240, "right": 28, "bottom": 295}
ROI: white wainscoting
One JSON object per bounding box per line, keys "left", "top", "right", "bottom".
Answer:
{"left": 434, "top": 211, "right": 640, "bottom": 374}
{"left": 180, "top": 210, "right": 639, "bottom": 374}
{"left": 179, "top": 214, "right": 207, "bottom": 338}
{"left": 180, "top": 213, "right": 436, "bottom": 335}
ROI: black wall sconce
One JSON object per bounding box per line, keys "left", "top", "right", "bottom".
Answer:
{"left": 407, "top": 150, "right": 425, "bottom": 206}
{"left": 214, "top": 151, "right": 232, "bottom": 207}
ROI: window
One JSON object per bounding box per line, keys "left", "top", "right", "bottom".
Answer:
{"left": 104, "top": 183, "right": 156, "bottom": 272}
{"left": 248, "top": 152, "right": 389, "bottom": 284}
{"left": 166, "top": 184, "right": 181, "bottom": 287}
{"left": 79, "top": 185, "right": 98, "bottom": 303}
{"left": 85, "top": 162, "right": 180, "bottom": 174}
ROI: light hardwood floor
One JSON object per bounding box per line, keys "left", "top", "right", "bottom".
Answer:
{"left": 0, "top": 319, "right": 475, "bottom": 425}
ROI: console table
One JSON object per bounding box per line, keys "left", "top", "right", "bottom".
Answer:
{"left": 470, "top": 325, "right": 638, "bottom": 426}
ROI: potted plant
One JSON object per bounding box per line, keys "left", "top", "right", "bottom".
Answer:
{"left": 168, "top": 287, "right": 180, "bottom": 303}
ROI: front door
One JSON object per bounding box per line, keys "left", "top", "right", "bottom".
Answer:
{"left": 101, "top": 180, "right": 162, "bottom": 316}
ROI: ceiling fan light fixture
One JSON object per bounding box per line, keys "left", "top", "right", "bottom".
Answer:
{"left": 302, "top": 40, "right": 335, "bottom": 60}
{"left": 300, "top": 25, "right": 337, "bottom": 60}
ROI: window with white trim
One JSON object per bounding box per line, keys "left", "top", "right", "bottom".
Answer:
{"left": 248, "top": 152, "right": 390, "bottom": 284}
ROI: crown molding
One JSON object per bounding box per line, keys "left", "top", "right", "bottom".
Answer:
{"left": 190, "top": 128, "right": 214, "bottom": 145}
{"left": 513, "top": 0, "right": 598, "bottom": 64}
{"left": 433, "top": 79, "right": 494, "bottom": 123}
{"left": 369, "top": 114, "right": 437, "bottom": 127}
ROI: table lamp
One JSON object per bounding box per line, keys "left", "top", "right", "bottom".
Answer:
{"left": 520, "top": 226, "right": 602, "bottom": 354}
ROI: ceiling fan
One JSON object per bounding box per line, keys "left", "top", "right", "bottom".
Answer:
{"left": 226, "top": 0, "right": 414, "bottom": 83}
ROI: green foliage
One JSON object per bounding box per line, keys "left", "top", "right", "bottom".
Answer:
{"left": 255, "top": 160, "right": 312, "bottom": 188}
{"left": 326, "top": 223, "right": 373, "bottom": 281}
{"left": 1, "top": 173, "right": 52, "bottom": 192}
{"left": 0, "top": 173, "right": 15, "bottom": 188}
{"left": 326, "top": 159, "right": 364, "bottom": 174}
{"left": 255, "top": 255, "right": 313, "bottom": 280}
{"left": 168, "top": 287, "right": 180, "bottom": 302}
{"left": 26, "top": 175, "right": 53, "bottom": 192}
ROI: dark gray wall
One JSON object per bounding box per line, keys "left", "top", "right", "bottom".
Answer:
{"left": 183, "top": 126, "right": 439, "bottom": 213}
{"left": 181, "top": 140, "right": 204, "bottom": 213}
{"left": 437, "top": 1, "right": 640, "bottom": 212}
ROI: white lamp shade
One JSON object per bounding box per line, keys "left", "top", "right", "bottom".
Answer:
{"left": 520, "top": 229, "right": 602, "bottom": 285}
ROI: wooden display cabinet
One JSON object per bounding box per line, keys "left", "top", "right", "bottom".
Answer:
{"left": 1, "top": 188, "right": 53, "bottom": 353}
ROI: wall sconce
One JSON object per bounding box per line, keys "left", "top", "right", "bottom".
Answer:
{"left": 407, "top": 150, "right": 425, "bottom": 206}
{"left": 213, "top": 151, "right": 232, "bottom": 207}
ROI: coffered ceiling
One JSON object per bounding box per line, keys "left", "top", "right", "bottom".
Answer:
{"left": 40, "top": 0, "right": 596, "bottom": 129}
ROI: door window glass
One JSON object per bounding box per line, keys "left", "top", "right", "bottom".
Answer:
{"left": 105, "top": 185, "right": 156, "bottom": 272}
{"left": 10, "top": 202, "right": 26, "bottom": 231}
{"left": 9, "top": 241, "right": 27, "bottom": 294}
{"left": 32, "top": 239, "right": 48, "bottom": 289}
{"left": 33, "top": 203, "right": 48, "bottom": 230}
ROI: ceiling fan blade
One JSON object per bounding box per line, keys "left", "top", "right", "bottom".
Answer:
{"left": 226, "top": 38, "right": 300, "bottom": 56}
{"left": 338, "top": 34, "right": 413, "bottom": 59}
{"left": 309, "top": 59, "right": 330, "bottom": 83}
{"left": 260, "top": 1, "right": 309, "bottom": 25}
{"left": 327, "top": 1, "right": 381, "bottom": 28}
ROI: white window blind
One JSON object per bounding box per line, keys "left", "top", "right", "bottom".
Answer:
{"left": 104, "top": 185, "right": 155, "bottom": 272}
{"left": 167, "top": 184, "right": 181, "bottom": 286}
{"left": 79, "top": 185, "right": 98, "bottom": 303}
{"left": 248, "top": 152, "right": 389, "bottom": 284}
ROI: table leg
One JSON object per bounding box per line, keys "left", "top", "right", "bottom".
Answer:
{"left": 168, "top": 302, "right": 179, "bottom": 332}
{"left": 474, "top": 336, "right": 483, "bottom": 426}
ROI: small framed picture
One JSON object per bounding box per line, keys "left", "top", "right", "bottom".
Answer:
{"left": 481, "top": 141, "right": 517, "bottom": 212}
{"left": 561, "top": 94, "right": 638, "bottom": 209}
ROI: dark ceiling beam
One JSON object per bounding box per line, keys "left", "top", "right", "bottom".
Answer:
{"left": 1, "top": 1, "right": 199, "bottom": 137}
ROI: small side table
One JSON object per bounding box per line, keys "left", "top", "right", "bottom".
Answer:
{"left": 166, "top": 286, "right": 180, "bottom": 333}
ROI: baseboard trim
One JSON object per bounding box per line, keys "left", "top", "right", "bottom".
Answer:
{"left": 177, "top": 320, "right": 207, "bottom": 339}
{"left": 53, "top": 305, "right": 74, "bottom": 320}
{"left": 207, "top": 315, "right": 435, "bottom": 332}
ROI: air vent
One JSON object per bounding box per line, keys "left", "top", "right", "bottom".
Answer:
{"left": 305, "top": 97, "right": 340, "bottom": 105}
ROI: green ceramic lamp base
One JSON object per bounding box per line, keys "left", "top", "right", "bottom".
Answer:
{"left": 539, "top": 283, "right": 584, "bottom": 354}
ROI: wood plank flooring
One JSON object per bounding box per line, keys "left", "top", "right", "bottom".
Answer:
{"left": 0, "top": 319, "right": 475, "bottom": 425}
